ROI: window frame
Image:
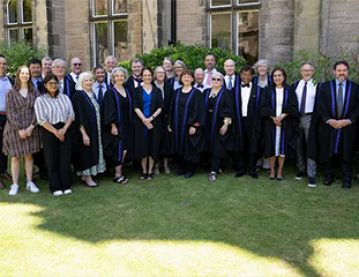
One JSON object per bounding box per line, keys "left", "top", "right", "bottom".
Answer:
{"left": 209, "top": 12, "right": 233, "bottom": 51}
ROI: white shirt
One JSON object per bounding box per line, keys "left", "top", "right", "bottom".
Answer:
{"left": 203, "top": 68, "right": 218, "bottom": 88}
{"left": 241, "top": 82, "right": 252, "bottom": 117}
{"left": 70, "top": 72, "right": 80, "bottom": 83}
{"left": 295, "top": 79, "right": 317, "bottom": 114}
{"left": 193, "top": 82, "right": 208, "bottom": 93}
{"left": 224, "top": 75, "right": 236, "bottom": 90}
{"left": 0, "top": 76, "right": 13, "bottom": 112}
{"left": 92, "top": 81, "right": 108, "bottom": 100}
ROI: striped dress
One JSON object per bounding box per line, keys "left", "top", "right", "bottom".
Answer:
{"left": 2, "top": 88, "right": 41, "bottom": 157}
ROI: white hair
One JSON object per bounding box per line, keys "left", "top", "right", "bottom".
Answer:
{"left": 75, "top": 72, "right": 93, "bottom": 91}
{"left": 254, "top": 59, "right": 269, "bottom": 69}
{"left": 111, "top": 67, "right": 128, "bottom": 83}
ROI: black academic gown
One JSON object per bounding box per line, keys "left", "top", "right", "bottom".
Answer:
{"left": 315, "top": 80, "right": 359, "bottom": 163}
{"left": 253, "top": 75, "right": 273, "bottom": 88}
{"left": 133, "top": 86, "right": 164, "bottom": 160}
{"left": 101, "top": 87, "right": 134, "bottom": 163}
{"left": 261, "top": 85, "right": 299, "bottom": 158}
{"left": 169, "top": 87, "right": 205, "bottom": 163}
{"left": 64, "top": 74, "right": 77, "bottom": 100}
{"left": 72, "top": 90, "right": 100, "bottom": 171}
{"left": 125, "top": 76, "right": 142, "bottom": 98}
{"left": 204, "top": 88, "right": 233, "bottom": 159}
{"left": 232, "top": 78, "right": 267, "bottom": 154}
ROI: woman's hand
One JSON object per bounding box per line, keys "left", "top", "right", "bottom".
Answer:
{"left": 82, "top": 134, "right": 90, "bottom": 146}
{"left": 167, "top": 125, "right": 172, "bottom": 132}
{"left": 111, "top": 125, "right": 119, "bottom": 136}
{"left": 188, "top": 126, "right": 196, "bottom": 136}
{"left": 25, "top": 125, "right": 35, "bottom": 137}
{"left": 219, "top": 124, "right": 228, "bottom": 136}
{"left": 18, "top": 129, "right": 27, "bottom": 140}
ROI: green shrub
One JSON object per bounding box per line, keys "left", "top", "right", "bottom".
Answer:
{"left": 276, "top": 50, "right": 359, "bottom": 84}
{"left": 0, "top": 41, "right": 47, "bottom": 77}
{"left": 119, "top": 42, "right": 247, "bottom": 74}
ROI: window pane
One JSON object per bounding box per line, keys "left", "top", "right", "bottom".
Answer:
{"left": 94, "top": 0, "right": 108, "bottom": 16}
{"left": 8, "top": 29, "right": 18, "bottom": 44}
{"left": 238, "top": 11, "right": 259, "bottom": 65}
{"left": 211, "top": 13, "right": 231, "bottom": 50}
{"left": 238, "top": 0, "right": 258, "bottom": 4}
{"left": 8, "top": 0, "right": 18, "bottom": 23}
{"left": 211, "top": 0, "right": 231, "bottom": 7}
{"left": 22, "top": 0, "right": 32, "bottom": 22}
{"left": 95, "top": 22, "right": 109, "bottom": 65}
{"left": 114, "top": 20, "right": 129, "bottom": 60}
{"left": 113, "top": 0, "right": 127, "bottom": 14}
{"left": 23, "top": 28, "right": 33, "bottom": 44}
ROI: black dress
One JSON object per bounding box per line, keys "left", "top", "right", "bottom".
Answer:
{"left": 133, "top": 86, "right": 164, "bottom": 160}
{"left": 102, "top": 87, "right": 134, "bottom": 165}
{"left": 169, "top": 88, "right": 205, "bottom": 163}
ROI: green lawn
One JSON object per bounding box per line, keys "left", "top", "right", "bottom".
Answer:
{"left": 1, "top": 168, "right": 359, "bottom": 277}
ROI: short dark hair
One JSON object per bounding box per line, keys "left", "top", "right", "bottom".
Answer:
{"left": 333, "top": 60, "right": 349, "bottom": 70}
{"left": 240, "top": 65, "right": 254, "bottom": 75}
{"left": 141, "top": 67, "right": 153, "bottom": 77}
{"left": 43, "top": 74, "right": 60, "bottom": 97}
{"left": 132, "top": 58, "right": 144, "bottom": 66}
{"left": 271, "top": 67, "right": 287, "bottom": 86}
{"left": 92, "top": 65, "right": 105, "bottom": 74}
{"left": 28, "top": 58, "right": 42, "bottom": 67}
{"left": 179, "top": 69, "right": 194, "bottom": 86}
{"left": 205, "top": 53, "right": 217, "bottom": 62}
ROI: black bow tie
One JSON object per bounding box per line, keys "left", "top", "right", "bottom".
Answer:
{"left": 134, "top": 77, "right": 143, "bottom": 83}
{"left": 197, "top": 84, "right": 204, "bottom": 88}
{"left": 241, "top": 83, "right": 250, "bottom": 88}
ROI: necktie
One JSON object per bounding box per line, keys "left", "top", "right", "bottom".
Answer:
{"left": 98, "top": 84, "right": 104, "bottom": 105}
{"left": 300, "top": 81, "right": 307, "bottom": 115}
{"left": 207, "top": 72, "right": 212, "bottom": 86}
{"left": 75, "top": 75, "right": 79, "bottom": 82}
{"left": 197, "top": 84, "right": 204, "bottom": 88}
{"left": 228, "top": 76, "right": 233, "bottom": 90}
{"left": 337, "top": 82, "right": 344, "bottom": 117}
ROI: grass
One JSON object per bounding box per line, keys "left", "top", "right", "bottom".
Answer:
{"left": 0, "top": 167, "right": 359, "bottom": 276}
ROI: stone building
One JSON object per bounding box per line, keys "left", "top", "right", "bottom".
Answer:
{"left": 0, "top": 0, "right": 358, "bottom": 69}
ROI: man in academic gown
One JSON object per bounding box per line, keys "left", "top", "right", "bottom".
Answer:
{"left": 203, "top": 54, "right": 218, "bottom": 88}
{"left": 223, "top": 59, "right": 237, "bottom": 94}
{"left": 126, "top": 59, "right": 144, "bottom": 97}
{"left": 29, "top": 58, "right": 45, "bottom": 94}
{"left": 233, "top": 65, "right": 266, "bottom": 179}
{"left": 104, "top": 55, "right": 117, "bottom": 86}
{"left": 65, "top": 56, "right": 83, "bottom": 99}
{"left": 92, "top": 66, "right": 110, "bottom": 108}
{"left": 316, "top": 60, "right": 359, "bottom": 189}
{"left": 193, "top": 68, "right": 208, "bottom": 93}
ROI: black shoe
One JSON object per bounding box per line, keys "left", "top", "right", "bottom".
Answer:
{"left": 342, "top": 183, "right": 351, "bottom": 189}
{"left": 175, "top": 170, "right": 186, "bottom": 176}
{"left": 235, "top": 172, "right": 246, "bottom": 178}
{"left": 249, "top": 172, "right": 259, "bottom": 179}
{"left": 139, "top": 173, "right": 148, "bottom": 180}
{"left": 295, "top": 171, "right": 305, "bottom": 180}
{"left": 184, "top": 171, "right": 194, "bottom": 178}
{"left": 147, "top": 173, "right": 154, "bottom": 180}
{"left": 323, "top": 178, "right": 334, "bottom": 186}
{"left": 308, "top": 177, "right": 317, "bottom": 187}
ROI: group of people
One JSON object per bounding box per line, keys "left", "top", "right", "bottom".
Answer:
{"left": 0, "top": 52, "right": 357, "bottom": 197}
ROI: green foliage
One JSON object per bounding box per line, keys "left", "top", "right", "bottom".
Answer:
{"left": 119, "top": 42, "right": 247, "bottom": 74}
{"left": 0, "top": 41, "right": 47, "bottom": 77}
{"left": 276, "top": 50, "right": 359, "bottom": 84}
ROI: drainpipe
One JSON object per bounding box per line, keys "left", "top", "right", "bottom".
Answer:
{"left": 169, "top": 0, "right": 177, "bottom": 45}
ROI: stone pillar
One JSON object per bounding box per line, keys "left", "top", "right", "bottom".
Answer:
{"left": 293, "top": 0, "right": 320, "bottom": 53}
{"left": 0, "top": 2, "right": 5, "bottom": 42}
{"left": 142, "top": 0, "right": 158, "bottom": 53}
{"left": 33, "top": 0, "right": 48, "bottom": 49}
{"left": 128, "top": 1, "right": 143, "bottom": 57}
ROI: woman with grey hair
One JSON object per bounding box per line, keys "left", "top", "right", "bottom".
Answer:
{"left": 166, "top": 60, "right": 186, "bottom": 92}
{"left": 72, "top": 72, "right": 106, "bottom": 187}
{"left": 101, "top": 67, "right": 133, "bottom": 184}
{"left": 203, "top": 72, "right": 233, "bottom": 182}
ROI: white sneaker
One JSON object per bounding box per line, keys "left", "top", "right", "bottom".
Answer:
{"left": 53, "top": 190, "right": 63, "bottom": 196}
{"left": 63, "top": 189, "right": 72, "bottom": 195}
{"left": 26, "top": 181, "right": 40, "bottom": 193}
{"left": 9, "top": 184, "right": 19, "bottom": 196}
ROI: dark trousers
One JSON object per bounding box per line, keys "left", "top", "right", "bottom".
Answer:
{"left": 323, "top": 155, "right": 352, "bottom": 185}
{"left": 0, "top": 114, "right": 8, "bottom": 173}
{"left": 211, "top": 156, "right": 222, "bottom": 172}
{"left": 177, "top": 156, "right": 197, "bottom": 173}
{"left": 42, "top": 123, "right": 72, "bottom": 192}
{"left": 236, "top": 118, "right": 257, "bottom": 174}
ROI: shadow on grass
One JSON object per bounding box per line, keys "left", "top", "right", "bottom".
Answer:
{"left": 2, "top": 170, "right": 359, "bottom": 276}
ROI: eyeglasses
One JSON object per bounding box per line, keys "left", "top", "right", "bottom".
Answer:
{"left": 211, "top": 78, "right": 222, "bottom": 82}
{"left": 73, "top": 63, "right": 82, "bottom": 66}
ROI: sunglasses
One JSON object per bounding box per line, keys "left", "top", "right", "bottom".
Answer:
{"left": 211, "top": 77, "right": 222, "bottom": 82}
{"left": 73, "top": 63, "right": 82, "bottom": 66}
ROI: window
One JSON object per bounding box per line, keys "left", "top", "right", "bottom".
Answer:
{"left": 5, "top": 0, "right": 33, "bottom": 44}
{"left": 90, "top": 0, "right": 129, "bottom": 66}
{"left": 209, "top": 0, "right": 260, "bottom": 64}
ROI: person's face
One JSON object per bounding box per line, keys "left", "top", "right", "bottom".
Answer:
{"left": 19, "top": 67, "right": 30, "bottom": 83}
{"left": 194, "top": 70, "right": 204, "bottom": 84}
{"left": 257, "top": 64, "right": 268, "bottom": 76}
{"left": 132, "top": 62, "right": 143, "bottom": 77}
{"left": 82, "top": 75, "right": 93, "bottom": 91}
{"left": 334, "top": 64, "right": 349, "bottom": 82}
{"left": 273, "top": 70, "right": 285, "bottom": 86}
{"left": 163, "top": 60, "right": 173, "bottom": 71}
{"left": 204, "top": 55, "right": 216, "bottom": 70}
{"left": 52, "top": 63, "right": 66, "bottom": 79}
{"left": 211, "top": 75, "right": 223, "bottom": 89}
{"left": 181, "top": 74, "right": 194, "bottom": 86}
{"left": 113, "top": 71, "right": 125, "bottom": 85}
{"left": 300, "top": 64, "right": 315, "bottom": 81}
{"left": 29, "top": 63, "right": 42, "bottom": 78}
{"left": 0, "top": 57, "right": 7, "bottom": 76}
{"left": 95, "top": 68, "right": 106, "bottom": 83}
{"left": 71, "top": 58, "right": 83, "bottom": 75}
{"left": 105, "top": 58, "right": 116, "bottom": 72}
{"left": 42, "top": 60, "right": 52, "bottom": 75}
{"left": 142, "top": 70, "right": 152, "bottom": 84}
{"left": 240, "top": 71, "right": 253, "bottom": 84}
{"left": 155, "top": 69, "right": 166, "bottom": 82}
{"left": 174, "top": 63, "right": 184, "bottom": 77}
{"left": 224, "top": 61, "right": 235, "bottom": 76}
{"left": 45, "top": 79, "right": 59, "bottom": 95}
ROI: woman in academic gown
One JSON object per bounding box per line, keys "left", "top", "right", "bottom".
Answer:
{"left": 101, "top": 67, "right": 133, "bottom": 184}
{"left": 72, "top": 72, "right": 106, "bottom": 187}
{"left": 168, "top": 69, "right": 205, "bottom": 178}
{"left": 261, "top": 67, "right": 299, "bottom": 180}
{"left": 133, "top": 68, "right": 164, "bottom": 180}
{"left": 203, "top": 72, "right": 233, "bottom": 182}
{"left": 153, "top": 66, "right": 173, "bottom": 174}
{"left": 165, "top": 60, "right": 186, "bottom": 96}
